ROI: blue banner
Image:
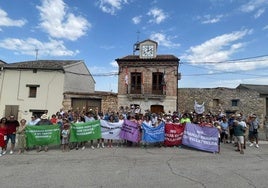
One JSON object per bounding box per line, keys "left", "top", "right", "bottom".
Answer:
{"left": 142, "top": 122, "right": 165, "bottom": 143}
{"left": 182, "top": 123, "right": 219, "bottom": 153}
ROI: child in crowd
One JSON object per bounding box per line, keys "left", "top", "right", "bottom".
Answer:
{"left": 61, "top": 122, "right": 70, "bottom": 152}
{"left": 16, "top": 119, "right": 27, "bottom": 154}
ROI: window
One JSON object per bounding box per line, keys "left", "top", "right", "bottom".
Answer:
{"left": 26, "top": 84, "right": 40, "bottom": 98}
{"left": 231, "top": 99, "right": 239, "bottom": 107}
{"left": 130, "top": 72, "right": 141, "bottom": 94}
{"left": 213, "top": 99, "right": 220, "bottom": 107}
{"left": 152, "top": 72, "right": 164, "bottom": 94}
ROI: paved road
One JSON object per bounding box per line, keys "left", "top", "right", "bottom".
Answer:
{"left": 1, "top": 141, "right": 268, "bottom": 188}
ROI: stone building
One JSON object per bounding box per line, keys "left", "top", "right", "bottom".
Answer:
{"left": 116, "top": 39, "right": 180, "bottom": 114}
{"left": 177, "top": 84, "right": 268, "bottom": 128}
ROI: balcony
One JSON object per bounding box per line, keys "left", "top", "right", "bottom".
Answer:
{"left": 127, "top": 93, "right": 166, "bottom": 102}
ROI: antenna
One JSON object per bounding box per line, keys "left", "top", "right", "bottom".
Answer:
{"left": 133, "top": 30, "right": 140, "bottom": 55}
{"left": 136, "top": 30, "right": 140, "bottom": 42}
{"left": 35, "top": 48, "right": 39, "bottom": 60}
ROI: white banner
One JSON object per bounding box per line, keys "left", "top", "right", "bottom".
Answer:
{"left": 100, "top": 120, "right": 123, "bottom": 140}
{"left": 194, "top": 101, "right": 205, "bottom": 114}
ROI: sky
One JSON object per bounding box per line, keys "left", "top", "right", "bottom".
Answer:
{"left": 0, "top": 0, "right": 268, "bottom": 92}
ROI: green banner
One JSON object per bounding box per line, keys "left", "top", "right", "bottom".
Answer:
{"left": 70, "top": 120, "right": 101, "bottom": 142}
{"left": 26, "top": 125, "right": 60, "bottom": 147}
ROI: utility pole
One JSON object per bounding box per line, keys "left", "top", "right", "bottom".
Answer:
{"left": 35, "top": 48, "right": 39, "bottom": 60}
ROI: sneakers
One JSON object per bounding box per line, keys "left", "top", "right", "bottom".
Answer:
{"left": 37, "top": 146, "right": 42, "bottom": 152}
{"left": 97, "top": 144, "right": 100, "bottom": 149}
{"left": 240, "top": 150, "right": 244, "bottom": 154}
{"left": 0, "top": 154, "right": 2, "bottom": 157}
{"left": 9, "top": 150, "right": 13, "bottom": 155}
{"left": 82, "top": 146, "right": 85, "bottom": 150}
{"left": 91, "top": 145, "right": 95, "bottom": 150}
{"left": 2, "top": 150, "right": 6, "bottom": 155}
{"left": 249, "top": 143, "right": 254, "bottom": 147}
{"left": 255, "top": 144, "right": 259, "bottom": 148}
{"left": 44, "top": 146, "right": 48, "bottom": 152}
{"left": 101, "top": 143, "right": 105, "bottom": 148}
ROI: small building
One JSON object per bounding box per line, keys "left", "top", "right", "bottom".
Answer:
{"left": 0, "top": 60, "right": 96, "bottom": 120}
{"left": 116, "top": 39, "right": 180, "bottom": 114}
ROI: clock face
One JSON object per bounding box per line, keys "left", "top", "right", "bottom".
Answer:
{"left": 141, "top": 45, "right": 154, "bottom": 57}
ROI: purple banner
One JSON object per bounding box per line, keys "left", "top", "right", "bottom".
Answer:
{"left": 182, "top": 123, "right": 219, "bottom": 153}
{"left": 119, "top": 119, "right": 140, "bottom": 143}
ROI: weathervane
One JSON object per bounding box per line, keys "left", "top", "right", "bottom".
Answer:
{"left": 133, "top": 30, "right": 140, "bottom": 55}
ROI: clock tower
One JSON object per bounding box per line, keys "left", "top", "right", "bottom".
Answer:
{"left": 116, "top": 39, "right": 180, "bottom": 114}
{"left": 139, "top": 39, "right": 157, "bottom": 58}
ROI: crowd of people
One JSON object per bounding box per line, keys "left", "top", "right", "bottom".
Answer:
{"left": 0, "top": 106, "right": 262, "bottom": 156}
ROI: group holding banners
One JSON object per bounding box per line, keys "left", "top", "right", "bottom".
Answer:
{"left": 25, "top": 119, "right": 219, "bottom": 153}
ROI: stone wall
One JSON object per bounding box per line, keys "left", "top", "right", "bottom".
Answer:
{"left": 101, "top": 94, "right": 118, "bottom": 113}
{"left": 178, "top": 87, "right": 266, "bottom": 127}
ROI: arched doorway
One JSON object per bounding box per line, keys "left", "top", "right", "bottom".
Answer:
{"left": 150, "top": 105, "right": 164, "bottom": 114}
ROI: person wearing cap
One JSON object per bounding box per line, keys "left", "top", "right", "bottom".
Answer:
{"left": 248, "top": 114, "right": 259, "bottom": 148}
{"left": 36, "top": 114, "right": 52, "bottom": 152}
{"left": 5, "top": 115, "right": 20, "bottom": 154}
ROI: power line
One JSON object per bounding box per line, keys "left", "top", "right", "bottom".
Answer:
{"left": 180, "top": 54, "right": 268, "bottom": 64}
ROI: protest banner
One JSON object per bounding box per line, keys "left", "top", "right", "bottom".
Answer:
{"left": 164, "top": 123, "right": 185, "bottom": 146}
{"left": 142, "top": 122, "right": 165, "bottom": 143}
{"left": 182, "top": 123, "right": 219, "bottom": 153}
{"left": 70, "top": 120, "right": 101, "bottom": 142}
{"left": 119, "top": 119, "right": 140, "bottom": 143}
{"left": 26, "top": 125, "right": 60, "bottom": 147}
{"left": 100, "top": 120, "right": 123, "bottom": 140}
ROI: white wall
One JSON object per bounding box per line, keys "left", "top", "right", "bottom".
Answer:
{"left": 0, "top": 69, "right": 64, "bottom": 121}
{"left": 64, "top": 62, "right": 95, "bottom": 93}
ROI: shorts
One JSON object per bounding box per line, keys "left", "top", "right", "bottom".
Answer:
{"left": 248, "top": 131, "right": 258, "bottom": 140}
{"left": 236, "top": 136, "right": 244, "bottom": 144}
{"left": 6, "top": 134, "right": 16, "bottom": 144}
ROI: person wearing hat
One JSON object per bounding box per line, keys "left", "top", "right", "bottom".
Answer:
{"left": 248, "top": 114, "right": 259, "bottom": 148}
{"left": 36, "top": 114, "right": 52, "bottom": 152}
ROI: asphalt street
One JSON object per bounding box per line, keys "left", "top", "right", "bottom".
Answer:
{"left": 0, "top": 141, "right": 267, "bottom": 188}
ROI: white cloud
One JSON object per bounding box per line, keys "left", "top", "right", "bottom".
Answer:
{"left": 240, "top": 0, "right": 268, "bottom": 18}
{"left": 183, "top": 29, "right": 251, "bottom": 63}
{"left": 97, "top": 0, "right": 128, "bottom": 15}
{"left": 213, "top": 56, "right": 268, "bottom": 71}
{"left": 209, "top": 77, "right": 268, "bottom": 88}
{"left": 147, "top": 8, "right": 167, "bottom": 24}
{"left": 0, "top": 37, "right": 78, "bottom": 57}
{"left": 240, "top": 0, "right": 267, "bottom": 13}
{"left": 36, "top": 0, "right": 91, "bottom": 41}
{"left": 132, "top": 15, "right": 142, "bottom": 24}
{"left": 263, "top": 25, "right": 268, "bottom": 30}
{"left": 182, "top": 29, "right": 268, "bottom": 72}
{"left": 150, "top": 32, "right": 180, "bottom": 48}
{"left": 198, "top": 14, "right": 223, "bottom": 24}
{"left": 254, "top": 8, "right": 265, "bottom": 18}
{"left": 0, "top": 8, "right": 26, "bottom": 28}
{"left": 110, "top": 60, "right": 118, "bottom": 68}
